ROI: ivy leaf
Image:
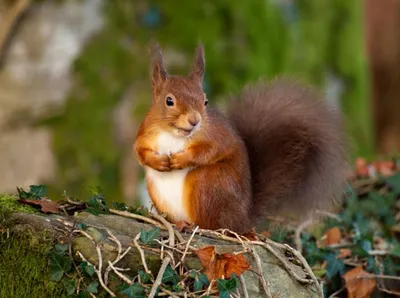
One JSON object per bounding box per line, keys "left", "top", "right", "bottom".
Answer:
{"left": 199, "top": 273, "right": 210, "bottom": 287}
{"left": 76, "top": 223, "right": 87, "bottom": 230}
{"left": 49, "top": 251, "right": 72, "bottom": 281}
{"left": 86, "top": 188, "right": 109, "bottom": 215}
{"left": 17, "top": 185, "right": 47, "bottom": 199}
{"left": 63, "top": 278, "right": 77, "bottom": 295}
{"left": 162, "top": 265, "right": 180, "bottom": 285}
{"left": 113, "top": 202, "right": 128, "bottom": 211}
{"left": 120, "top": 283, "right": 146, "bottom": 298}
{"left": 30, "top": 185, "right": 47, "bottom": 197}
{"left": 86, "top": 281, "right": 99, "bottom": 293}
{"left": 79, "top": 261, "right": 95, "bottom": 277}
{"left": 216, "top": 275, "right": 238, "bottom": 298}
{"left": 140, "top": 227, "right": 160, "bottom": 244}
{"left": 194, "top": 278, "right": 204, "bottom": 292}
{"left": 324, "top": 253, "right": 344, "bottom": 280}
{"left": 138, "top": 270, "right": 151, "bottom": 284}
{"left": 55, "top": 243, "right": 69, "bottom": 254}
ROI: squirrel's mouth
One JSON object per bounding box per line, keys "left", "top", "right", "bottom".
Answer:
{"left": 171, "top": 124, "right": 197, "bottom": 137}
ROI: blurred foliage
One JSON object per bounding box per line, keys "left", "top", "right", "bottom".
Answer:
{"left": 46, "top": 0, "right": 372, "bottom": 201}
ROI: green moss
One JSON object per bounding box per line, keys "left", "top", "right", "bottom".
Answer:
{"left": 0, "top": 231, "right": 67, "bottom": 298}
{"left": 0, "top": 194, "right": 37, "bottom": 215}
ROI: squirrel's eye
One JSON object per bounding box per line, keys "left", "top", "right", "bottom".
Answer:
{"left": 205, "top": 98, "right": 208, "bottom": 106}
{"left": 166, "top": 96, "right": 174, "bottom": 106}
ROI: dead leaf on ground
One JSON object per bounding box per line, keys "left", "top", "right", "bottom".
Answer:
{"left": 195, "top": 246, "right": 250, "bottom": 281}
{"left": 18, "top": 198, "right": 60, "bottom": 214}
{"left": 175, "top": 220, "right": 194, "bottom": 232}
{"left": 343, "top": 267, "right": 376, "bottom": 298}
{"left": 322, "top": 227, "right": 342, "bottom": 246}
{"left": 337, "top": 248, "right": 352, "bottom": 259}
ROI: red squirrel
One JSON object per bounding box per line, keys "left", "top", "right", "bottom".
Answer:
{"left": 134, "top": 43, "right": 348, "bottom": 233}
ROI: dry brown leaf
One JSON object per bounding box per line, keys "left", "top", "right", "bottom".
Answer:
{"left": 337, "top": 248, "right": 352, "bottom": 259}
{"left": 175, "top": 220, "right": 194, "bottom": 232}
{"left": 322, "top": 227, "right": 342, "bottom": 246}
{"left": 195, "top": 246, "right": 251, "bottom": 281}
{"left": 343, "top": 267, "right": 376, "bottom": 298}
{"left": 19, "top": 198, "right": 60, "bottom": 214}
{"left": 355, "top": 158, "right": 369, "bottom": 177}
{"left": 222, "top": 253, "right": 251, "bottom": 278}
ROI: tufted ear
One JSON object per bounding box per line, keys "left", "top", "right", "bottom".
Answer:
{"left": 150, "top": 43, "right": 167, "bottom": 94}
{"left": 189, "top": 43, "right": 205, "bottom": 83}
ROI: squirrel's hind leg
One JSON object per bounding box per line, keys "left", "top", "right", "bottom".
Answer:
{"left": 183, "top": 163, "right": 253, "bottom": 233}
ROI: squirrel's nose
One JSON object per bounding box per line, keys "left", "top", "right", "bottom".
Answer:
{"left": 189, "top": 119, "right": 199, "bottom": 127}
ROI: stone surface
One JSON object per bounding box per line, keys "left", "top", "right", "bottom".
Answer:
{"left": 3, "top": 206, "right": 321, "bottom": 298}
{"left": 0, "top": 0, "right": 104, "bottom": 192}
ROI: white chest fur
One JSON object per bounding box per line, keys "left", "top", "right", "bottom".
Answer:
{"left": 145, "top": 132, "right": 190, "bottom": 221}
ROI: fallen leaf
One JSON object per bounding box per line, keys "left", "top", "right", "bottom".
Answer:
{"left": 343, "top": 267, "right": 376, "bottom": 298}
{"left": 337, "top": 248, "right": 351, "bottom": 259}
{"left": 260, "top": 230, "right": 271, "bottom": 238}
{"left": 175, "top": 220, "right": 194, "bottom": 232}
{"left": 322, "top": 227, "right": 342, "bottom": 246}
{"left": 355, "top": 158, "right": 369, "bottom": 177}
{"left": 196, "top": 246, "right": 215, "bottom": 268}
{"left": 223, "top": 253, "right": 251, "bottom": 278}
{"left": 19, "top": 198, "right": 60, "bottom": 214}
{"left": 195, "top": 246, "right": 250, "bottom": 281}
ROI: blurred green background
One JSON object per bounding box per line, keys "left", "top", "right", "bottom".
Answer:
{"left": 1, "top": 0, "right": 399, "bottom": 205}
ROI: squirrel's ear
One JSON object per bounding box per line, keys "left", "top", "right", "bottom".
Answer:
{"left": 189, "top": 43, "right": 205, "bottom": 82}
{"left": 150, "top": 43, "right": 167, "bottom": 91}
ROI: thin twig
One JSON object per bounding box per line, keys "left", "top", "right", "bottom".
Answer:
{"left": 239, "top": 275, "right": 249, "bottom": 298}
{"left": 108, "top": 261, "right": 132, "bottom": 284}
{"left": 251, "top": 248, "right": 273, "bottom": 298}
{"left": 133, "top": 232, "right": 151, "bottom": 274}
{"left": 150, "top": 213, "right": 175, "bottom": 246}
{"left": 357, "top": 274, "right": 400, "bottom": 281}
{"left": 180, "top": 226, "right": 199, "bottom": 264}
{"left": 95, "top": 245, "right": 116, "bottom": 297}
{"left": 294, "top": 219, "right": 314, "bottom": 253}
{"left": 328, "top": 285, "right": 345, "bottom": 298}
{"left": 109, "top": 208, "right": 166, "bottom": 230}
{"left": 252, "top": 241, "right": 312, "bottom": 284}
{"left": 148, "top": 256, "right": 171, "bottom": 298}
{"left": 283, "top": 243, "right": 323, "bottom": 297}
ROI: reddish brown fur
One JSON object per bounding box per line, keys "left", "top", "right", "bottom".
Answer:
{"left": 134, "top": 43, "right": 348, "bottom": 233}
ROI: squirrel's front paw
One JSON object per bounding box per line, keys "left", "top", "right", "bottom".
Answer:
{"left": 148, "top": 154, "right": 171, "bottom": 172}
{"left": 170, "top": 151, "right": 193, "bottom": 170}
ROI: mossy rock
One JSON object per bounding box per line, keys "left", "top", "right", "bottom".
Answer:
{"left": 0, "top": 194, "right": 322, "bottom": 297}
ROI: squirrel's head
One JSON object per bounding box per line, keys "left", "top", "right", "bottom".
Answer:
{"left": 149, "top": 43, "right": 207, "bottom": 138}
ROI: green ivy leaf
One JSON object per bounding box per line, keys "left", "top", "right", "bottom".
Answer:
{"left": 173, "top": 284, "right": 183, "bottom": 292}
{"left": 63, "top": 278, "right": 77, "bottom": 295}
{"left": 391, "top": 245, "right": 400, "bottom": 257}
{"left": 49, "top": 251, "right": 72, "bottom": 281}
{"left": 120, "top": 283, "right": 146, "bottom": 298}
{"left": 76, "top": 223, "right": 87, "bottom": 230}
{"left": 194, "top": 279, "right": 204, "bottom": 292}
{"left": 55, "top": 243, "right": 69, "bottom": 254}
{"left": 198, "top": 273, "right": 209, "bottom": 286}
{"left": 216, "top": 275, "right": 238, "bottom": 298}
{"left": 86, "top": 281, "right": 99, "bottom": 293}
{"left": 30, "top": 185, "right": 47, "bottom": 197}
{"left": 140, "top": 227, "right": 160, "bottom": 244}
{"left": 16, "top": 185, "right": 47, "bottom": 199}
{"left": 324, "top": 253, "right": 344, "bottom": 280}
{"left": 162, "top": 265, "right": 180, "bottom": 285}
{"left": 138, "top": 270, "right": 151, "bottom": 284}
{"left": 113, "top": 202, "right": 128, "bottom": 210}
{"left": 79, "top": 261, "right": 95, "bottom": 277}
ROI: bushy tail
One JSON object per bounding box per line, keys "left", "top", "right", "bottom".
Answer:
{"left": 226, "top": 78, "right": 349, "bottom": 223}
